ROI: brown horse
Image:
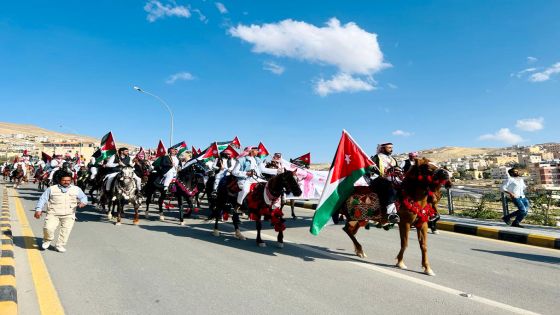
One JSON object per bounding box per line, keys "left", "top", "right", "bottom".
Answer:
{"left": 11, "top": 165, "right": 25, "bottom": 188}
{"left": 395, "top": 158, "right": 451, "bottom": 276}
{"left": 340, "top": 158, "right": 450, "bottom": 276}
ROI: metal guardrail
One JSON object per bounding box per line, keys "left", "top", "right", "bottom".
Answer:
{"left": 438, "top": 187, "right": 560, "bottom": 226}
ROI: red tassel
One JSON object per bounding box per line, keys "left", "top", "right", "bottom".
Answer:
{"left": 418, "top": 175, "right": 423, "bottom": 181}
{"left": 222, "top": 212, "right": 229, "bottom": 221}
{"left": 194, "top": 207, "right": 199, "bottom": 213}
{"left": 427, "top": 175, "right": 433, "bottom": 182}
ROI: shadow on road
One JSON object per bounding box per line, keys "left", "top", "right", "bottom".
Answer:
{"left": 472, "top": 248, "right": 560, "bottom": 265}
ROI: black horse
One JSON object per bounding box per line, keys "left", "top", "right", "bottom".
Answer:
{"left": 172, "top": 164, "right": 207, "bottom": 226}
{"left": 212, "top": 171, "right": 302, "bottom": 247}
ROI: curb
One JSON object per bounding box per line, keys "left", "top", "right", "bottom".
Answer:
{"left": 292, "top": 201, "right": 560, "bottom": 250}
{"left": 0, "top": 186, "right": 17, "bottom": 315}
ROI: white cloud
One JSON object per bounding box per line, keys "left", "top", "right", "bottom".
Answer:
{"left": 166, "top": 72, "right": 195, "bottom": 84}
{"left": 215, "top": 2, "right": 228, "bottom": 14}
{"left": 392, "top": 130, "right": 412, "bottom": 137}
{"left": 192, "top": 8, "right": 207, "bottom": 23}
{"left": 511, "top": 67, "right": 537, "bottom": 78}
{"left": 529, "top": 62, "right": 560, "bottom": 82}
{"left": 527, "top": 56, "right": 538, "bottom": 64}
{"left": 478, "top": 128, "right": 524, "bottom": 145}
{"left": 144, "top": 0, "right": 190, "bottom": 22}
{"left": 516, "top": 117, "right": 544, "bottom": 132}
{"left": 315, "top": 73, "right": 374, "bottom": 97}
{"left": 263, "top": 61, "right": 285, "bottom": 75}
{"left": 387, "top": 83, "right": 398, "bottom": 89}
{"left": 229, "top": 18, "right": 389, "bottom": 95}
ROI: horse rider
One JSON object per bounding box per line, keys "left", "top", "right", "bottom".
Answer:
{"left": 48, "top": 155, "right": 64, "bottom": 182}
{"left": 365, "top": 142, "right": 400, "bottom": 223}
{"left": 211, "top": 151, "right": 236, "bottom": 197}
{"left": 402, "top": 151, "right": 418, "bottom": 173}
{"left": 87, "top": 155, "right": 99, "bottom": 181}
{"left": 231, "top": 146, "right": 277, "bottom": 207}
{"left": 104, "top": 147, "right": 142, "bottom": 196}
{"left": 12, "top": 157, "right": 27, "bottom": 179}
{"left": 159, "top": 147, "right": 179, "bottom": 192}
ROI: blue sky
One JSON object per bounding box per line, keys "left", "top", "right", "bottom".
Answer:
{"left": 1, "top": 1, "right": 559, "bottom": 162}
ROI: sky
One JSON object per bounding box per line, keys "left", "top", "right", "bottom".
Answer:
{"left": 1, "top": 0, "right": 559, "bottom": 162}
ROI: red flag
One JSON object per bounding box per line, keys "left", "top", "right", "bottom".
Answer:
{"left": 191, "top": 146, "right": 198, "bottom": 155}
{"left": 329, "top": 130, "right": 374, "bottom": 184}
{"left": 257, "top": 142, "right": 269, "bottom": 158}
{"left": 41, "top": 152, "right": 52, "bottom": 163}
{"left": 231, "top": 136, "right": 241, "bottom": 149}
{"left": 292, "top": 152, "right": 311, "bottom": 167}
{"left": 137, "top": 147, "right": 146, "bottom": 160}
{"left": 222, "top": 144, "right": 239, "bottom": 158}
{"left": 156, "top": 140, "right": 166, "bottom": 158}
{"left": 101, "top": 132, "right": 116, "bottom": 151}
{"left": 197, "top": 148, "right": 202, "bottom": 154}
{"left": 197, "top": 142, "right": 220, "bottom": 161}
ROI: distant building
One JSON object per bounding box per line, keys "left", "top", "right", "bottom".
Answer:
{"left": 518, "top": 155, "right": 542, "bottom": 166}
{"left": 490, "top": 166, "right": 509, "bottom": 179}
{"left": 530, "top": 162, "right": 560, "bottom": 188}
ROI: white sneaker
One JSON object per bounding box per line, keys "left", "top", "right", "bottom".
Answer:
{"left": 41, "top": 241, "right": 51, "bottom": 250}
{"left": 55, "top": 246, "right": 66, "bottom": 253}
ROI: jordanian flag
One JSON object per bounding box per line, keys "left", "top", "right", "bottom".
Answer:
{"left": 257, "top": 142, "right": 269, "bottom": 159}
{"left": 216, "top": 137, "right": 241, "bottom": 151}
{"left": 221, "top": 144, "right": 239, "bottom": 158}
{"left": 152, "top": 140, "right": 167, "bottom": 167}
{"left": 310, "top": 130, "right": 374, "bottom": 235}
{"left": 95, "top": 132, "right": 117, "bottom": 163}
{"left": 198, "top": 142, "right": 220, "bottom": 162}
{"left": 41, "top": 152, "right": 52, "bottom": 163}
{"left": 231, "top": 136, "right": 241, "bottom": 149}
{"left": 291, "top": 152, "right": 311, "bottom": 168}
{"left": 170, "top": 141, "right": 188, "bottom": 156}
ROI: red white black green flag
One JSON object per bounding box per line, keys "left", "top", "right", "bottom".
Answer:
{"left": 95, "top": 132, "right": 117, "bottom": 163}
{"left": 257, "top": 142, "right": 269, "bottom": 159}
{"left": 310, "top": 130, "right": 374, "bottom": 235}
{"left": 291, "top": 152, "right": 311, "bottom": 168}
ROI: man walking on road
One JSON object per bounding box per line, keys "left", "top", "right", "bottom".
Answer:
{"left": 501, "top": 167, "right": 529, "bottom": 228}
{"left": 34, "top": 171, "right": 88, "bottom": 252}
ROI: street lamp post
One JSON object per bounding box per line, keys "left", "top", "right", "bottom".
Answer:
{"left": 133, "top": 86, "right": 174, "bottom": 147}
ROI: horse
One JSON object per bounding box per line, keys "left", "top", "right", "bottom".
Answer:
{"left": 171, "top": 164, "right": 206, "bottom": 226}
{"left": 339, "top": 159, "right": 450, "bottom": 276}
{"left": 395, "top": 159, "right": 451, "bottom": 276}
{"left": 2, "top": 165, "right": 10, "bottom": 181}
{"left": 11, "top": 166, "right": 25, "bottom": 188}
{"left": 76, "top": 167, "right": 89, "bottom": 192}
{"left": 143, "top": 171, "right": 169, "bottom": 221}
{"left": 105, "top": 166, "right": 143, "bottom": 225}
{"left": 213, "top": 171, "right": 302, "bottom": 247}
{"left": 264, "top": 160, "right": 298, "bottom": 219}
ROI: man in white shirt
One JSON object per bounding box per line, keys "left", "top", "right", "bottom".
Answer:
{"left": 231, "top": 146, "right": 277, "bottom": 206}
{"left": 501, "top": 167, "right": 529, "bottom": 228}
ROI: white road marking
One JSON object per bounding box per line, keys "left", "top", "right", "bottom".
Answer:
{"left": 189, "top": 223, "right": 540, "bottom": 315}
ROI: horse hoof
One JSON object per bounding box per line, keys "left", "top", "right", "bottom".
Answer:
{"left": 396, "top": 262, "right": 408, "bottom": 270}
{"left": 277, "top": 242, "right": 284, "bottom": 249}
{"left": 115, "top": 222, "right": 121, "bottom": 226}
{"left": 133, "top": 220, "right": 139, "bottom": 225}
{"left": 180, "top": 221, "right": 186, "bottom": 226}
{"left": 424, "top": 268, "right": 436, "bottom": 276}
{"left": 159, "top": 215, "right": 165, "bottom": 221}
{"left": 212, "top": 229, "right": 220, "bottom": 237}
{"left": 258, "top": 242, "right": 267, "bottom": 248}
{"left": 107, "top": 214, "right": 113, "bottom": 220}
{"left": 234, "top": 230, "right": 246, "bottom": 240}
{"left": 356, "top": 251, "right": 367, "bottom": 258}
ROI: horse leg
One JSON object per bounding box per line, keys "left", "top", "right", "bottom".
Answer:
{"left": 256, "top": 218, "right": 265, "bottom": 247}
{"left": 178, "top": 196, "right": 185, "bottom": 226}
{"left": 290, "top": 200, "right": 296, "bottom": 220}
{"left": 133, "top": 204, "right": 139, "bottom": 225}
{"left": 396, "top": 221, "right": 411, "bottom": 269}
{"left": 115, "top": 200, "right": 122, "bottom": 226}
{"left": 418, "top": 223, "right": 434, "bottom": 276}
{"left": 158, "top": 194, "right": 165, "bottom": 221}
{"left": 343, "top": 221, "right": 366, "bottom": 258}
{"left": 277, "top": 228, "right": 284, "bottom": 248}
{"left": 145, "top": 191, "right": 151, "bottom": 219}
{"left": 232, "top": 211, "right": 245, "bottom": 240}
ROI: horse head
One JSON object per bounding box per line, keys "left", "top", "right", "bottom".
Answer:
{"left": 279, "top": 170, "right": 302, "bottom": 197}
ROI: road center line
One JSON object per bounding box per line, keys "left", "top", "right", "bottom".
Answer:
{"left": 11, "top": 188, "right": 65, "bottom": 315}
{"left": 189, "top": 223, "right": 539, "bottom": 315}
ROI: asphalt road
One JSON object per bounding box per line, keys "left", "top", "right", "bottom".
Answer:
{"left": 6, "top": 182, "right": 560, "bottom": 315}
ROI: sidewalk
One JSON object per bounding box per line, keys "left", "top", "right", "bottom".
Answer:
{"left": 436, "top": 215, "right": 560, "bottom": 250}
{"left": 292, "top": 200, "right": 560, "bottom": 250}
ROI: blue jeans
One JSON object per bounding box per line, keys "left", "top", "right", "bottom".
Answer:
{"left": 506, "top": 197, "right": 530, "bottom": 224}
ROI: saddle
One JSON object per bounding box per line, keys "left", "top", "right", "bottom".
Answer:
{"left": 344, "top": 186, "right": 384, "bottom": 222}
{"left": 226, "top": 176, "right": 241, "bottom": 195}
